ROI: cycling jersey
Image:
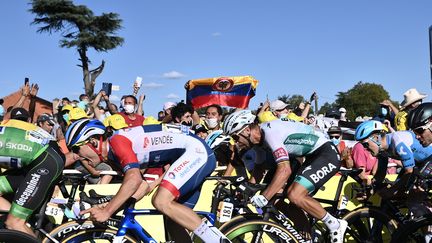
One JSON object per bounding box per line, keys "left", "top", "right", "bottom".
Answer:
{"left": 108, "top": 124, "right": 216, "bottom": 207}
{"left": 385, "top": 131, "right": 432, "bottom": 169}
{"left": 0, "top": 120, "right": 64, "bottom": 220}
{"left": 0, "top": 119, "right": 54, "bottom": 169}
{"left": 260, "top": 119, "right": 340, "bottom": 193}
{"left": 261, "top": 119, "right": 328, "bottom": 162}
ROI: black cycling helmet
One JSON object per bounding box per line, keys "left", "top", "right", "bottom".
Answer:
{"left": 407, "top": 102, "right": 432, "bottom": 129}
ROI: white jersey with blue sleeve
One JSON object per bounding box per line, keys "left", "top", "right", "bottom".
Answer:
{"left": 386, "top": 131, "right": 432, "bottom": 169}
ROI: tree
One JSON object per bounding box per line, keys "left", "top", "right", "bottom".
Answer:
{"left": 335, "top": 81, "right": 390, "bottom": 120}
{"left": 277, "top": 94, "right": 305, "bottom": 108}
{"left": 318, "top": 101, "right": 336, "bottom": 115}
{"left": 30, "top": 0, "right": 124, "bottom": 97}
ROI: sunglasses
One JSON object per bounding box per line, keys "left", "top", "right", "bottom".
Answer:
{"left": 329, "top": 135, "right": 340, "bottom": 139}
{"left": 413, "top": 123, "right": 431, "bottom": 135}
{"left": 231, "top": 126, "right": 248, "bottom": 142}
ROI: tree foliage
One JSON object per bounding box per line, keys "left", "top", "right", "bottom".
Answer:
{"left": 277, "top": 94, "right": 305, "bottom": 108}
{"left": 318, "top": 101, "right": 337, "bottom": 115}
{"left": 335, "top": 81, "right": 390, "bottom": 120}
{"left": 30, "top": 0, "right": 124, "bottom": 97}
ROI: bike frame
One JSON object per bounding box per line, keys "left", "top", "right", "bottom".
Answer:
{"left": 112, "top": 208, "right": 216, "bottom": 243}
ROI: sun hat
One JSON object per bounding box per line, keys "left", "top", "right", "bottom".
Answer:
{"left": 270, "top": 100, "right": 289, "bottom": 111}
{"left": 400, "top": 88, "right": 427, "bottom": 110}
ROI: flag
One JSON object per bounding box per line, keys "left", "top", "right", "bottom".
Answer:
{"left": 186, "top": 76, "right": 259, "bottom": 109}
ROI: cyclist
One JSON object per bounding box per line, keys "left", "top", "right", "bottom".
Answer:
{"left": 67, "top": 119, "right": 230, "bottom": 242}
{"left": 355, "top": 120, "right": 432, "bottom": 175}
{"left": 0, "top": 119, "right": 65, "bottom": 237}
{"left": 223, "top": 110, "right": 347, "bottom": 242}
{"left": 407, "top": 102, "right": 432, "bottom": 147}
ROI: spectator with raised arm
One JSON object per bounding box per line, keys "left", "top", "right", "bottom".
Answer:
{"left": 136, "top": 93, "right": 146, "bottom": 117}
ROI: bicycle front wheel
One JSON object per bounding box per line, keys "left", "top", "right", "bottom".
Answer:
{"left": 343, "top": 207, "right": 398, "bottom": 243}
{"left": 222, "top": 220, "right": 301, "bottom": 243}
{"left": 43, "top": 220, "right": 137, "bottom": 243}
{"left": 0, "top": 229, "right": 40, "bottom": 243}
{"left": 390, "top": 216, "right": 432, "bottom": 243}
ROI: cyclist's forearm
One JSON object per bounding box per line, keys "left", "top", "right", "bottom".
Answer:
{"left": 105, "top": 169, "right": 142, "bottom": 215}
{"left": 262, "top": 161, "right": 291, "bottom": 200}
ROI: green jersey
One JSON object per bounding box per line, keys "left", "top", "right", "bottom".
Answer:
{"left": 0, "top": 119, "right": 54, "bottom": 169}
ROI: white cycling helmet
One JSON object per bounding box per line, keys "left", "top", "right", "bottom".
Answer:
{"left": 223, "top": 110, "right": 256, "bottom": 135}
{"left": 206, "top": 130, "right": 231, "bottom": 149}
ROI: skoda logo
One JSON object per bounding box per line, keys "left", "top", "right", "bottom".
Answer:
{"left": 212, "top": 78, "right": 234, "bottom": 92}
{"left": 37, "top": 168, "right": 49, "bottom": 175}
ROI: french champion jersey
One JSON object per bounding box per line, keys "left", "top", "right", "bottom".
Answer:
{"left": 108, "top": 124, "right": 212, "bottom": 172}
{"left": 261, "top": 119, "right": 328, "bottom": 162}
{"left": 385, "top": 131, "right": 432, "bottom": 168}
{"left": 0, "top": 119, "right": 54, "bottom": 169}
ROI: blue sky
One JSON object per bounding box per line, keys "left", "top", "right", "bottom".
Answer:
{"left": 1, "top": 1, "right": 432, "bottom": 117}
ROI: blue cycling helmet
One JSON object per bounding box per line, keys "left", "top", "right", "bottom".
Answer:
{"left": 354, "top": 120, "right": 384, "bottom": 141}
{"left": 65, "top": 119, "right": 106, "bottom": 148}
{"left": 206, "top": 130, "right": 231, "bottom": 149}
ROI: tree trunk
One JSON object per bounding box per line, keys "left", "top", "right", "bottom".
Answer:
{"left": 78, "top": 48, "right": 104, "bottom": 98}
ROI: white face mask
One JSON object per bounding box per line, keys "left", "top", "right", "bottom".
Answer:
{"left": 124, "top": 104, "right": 135, "bottom": 114}
{"left": 278, "top": 113, "right": 288, "bottom": 119}
{"left": 205, "top": 118, "right": 219, "bottom": 129}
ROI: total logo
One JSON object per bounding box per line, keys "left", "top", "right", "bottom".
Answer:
{"left": 168, "top": 172, "right": 176, "bottom": 179}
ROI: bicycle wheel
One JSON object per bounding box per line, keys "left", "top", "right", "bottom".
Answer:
{"left": 42, "top": 220, "right": 137, "bottom": 243}
{"left": 343, "top": 207, "right": 398, "bottom": 243}
{"left": 390, "top": 216, "right": 432, "bottom": 243}
{"left": 0, "top": 229, "right": 40, "bottom": 243}
{"left": 222, "top": 220, "right": 300, "bottom": 243}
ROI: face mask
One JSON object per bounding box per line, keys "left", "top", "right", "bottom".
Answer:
{"left": 381, "top": 107, "right": 388, "bottom": 116}
{"left": 77, "top": 101, "right": 87, "bottom": 110}
{"left": 181, "top": 120, "right": 193, "bottom": 126}
{"left": 124, "top": 104, "right": 135, "bottom": 114}
{"left": 63, "top": 114, "right": 70, "bottom": 123}
{"left": 205, "top": 118, "right": 219, "bottom": 129}
{"left": 331, "top": 138, "right": 340, "bottom": 146}
{"left": 278, "top": 113, "right": 288, "bottom": 119}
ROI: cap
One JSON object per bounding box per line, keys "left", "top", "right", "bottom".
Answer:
{"left": 163, "top": 102, "right": 176, "bottom": 111}
{"left": 10, "top": 108, "right": 30, "bottom": 121}
{"left": 103, "top": 114, "right": 128, "bottom": 130}
{"left": 339, "top": 107, "right": 346, "bottom": 113}
{"left": 69, "top": 108, "right": 88, "bottom": 121}
{"left": 62, "top": 104, "right": 74, "bottom": 112}
{"left": 327, "top": 126, "right": 342, "bottom": 134}
{"left": 37, "top": 113, "right": 55, "bottom": 125}
{"left": 270, "top": 100, "right": 289, "bottom": 111}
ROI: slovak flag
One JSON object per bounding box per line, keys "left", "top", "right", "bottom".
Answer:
{"left": 185, "top": 76, "right": 259, "bottom": 109}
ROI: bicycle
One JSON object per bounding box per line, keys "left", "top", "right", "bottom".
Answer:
{"left": 210, "top": 167, "right": 364, "bottom": 242}
{"left": 342, "top": 165, "right": 432, "bottom": 242}
{"left": 44, "top": 176, "right": 295, "bottom": 242}
{"left": 0, "top": 169, "right": 116, "bottom": 242}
